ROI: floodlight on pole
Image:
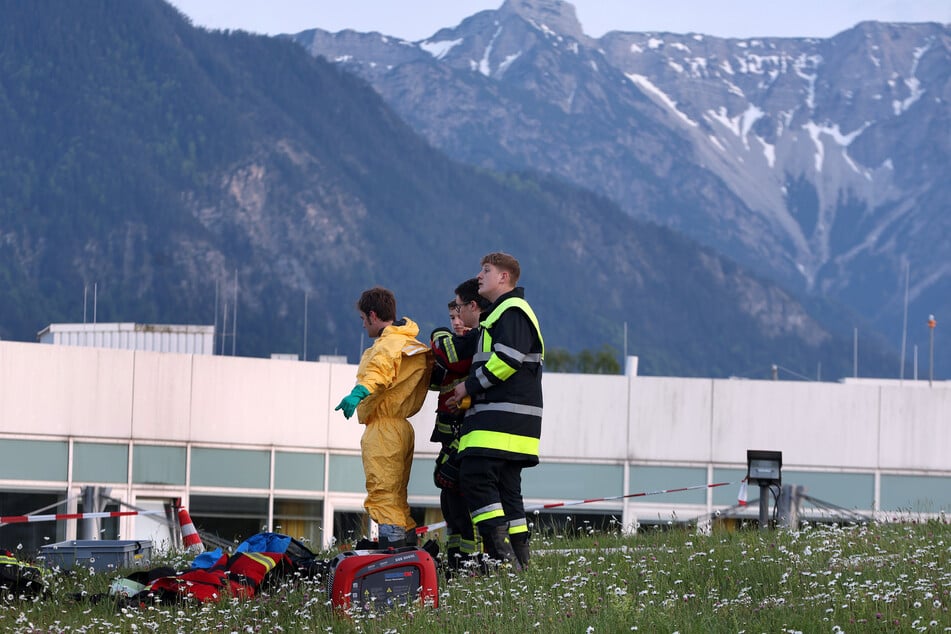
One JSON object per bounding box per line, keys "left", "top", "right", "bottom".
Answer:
{"left": 747, "top": 450, "right": 782, "bottom": 531}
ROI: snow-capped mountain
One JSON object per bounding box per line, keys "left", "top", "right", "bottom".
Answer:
{"left": 292, "top": 0, "right": 950, "bottom": 343}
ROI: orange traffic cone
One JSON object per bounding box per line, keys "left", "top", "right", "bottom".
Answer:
{"left": 178, "top": 508, "right": 205, "bottom": 554}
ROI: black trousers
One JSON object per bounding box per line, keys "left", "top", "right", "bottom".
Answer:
{"left": 460, "top": 455, "right": 525, "bottom": 531}
{"left": 441, "top": 486, "right": 475, "bottom": 541}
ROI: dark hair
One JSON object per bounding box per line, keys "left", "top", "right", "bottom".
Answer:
{"left": 481, "top": 252, "right": 520, "bottom": 285}
{"left": 455, "top": 277, "right": 491, "bottom": 310}
{"left": 357, "top": 287, "right": 396, "bottom": 321}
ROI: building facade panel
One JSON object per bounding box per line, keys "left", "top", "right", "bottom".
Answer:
{"left": 0, "top": 342, "right": 134, "bottom": 437}
{"left": 878, "top": 386, "right": 951, "bottom": 471}
{"left": 188, "top": 355, "right": 330, "bottom": 447}
{"left": 710, "top": 381, "right": 881, "bottom": 467}
{"left": 131, "top": 351, "right": 195, "bottom": 441}
{"left": 541, "top": 374, "right": 628, "bottom": 459}
{"left": 628, "top": 377, "right": 713, "bottom": 462}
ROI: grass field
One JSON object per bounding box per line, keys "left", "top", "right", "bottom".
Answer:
{"left": 1, "top": 518, "right": 949, "bottom": 632}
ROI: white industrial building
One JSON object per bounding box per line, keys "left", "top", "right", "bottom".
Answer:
{"left": 0, "top": 337, "right": 948, "bottom": 554}
{"left": 37, "top": 322, "right": 215, "bottom": 355}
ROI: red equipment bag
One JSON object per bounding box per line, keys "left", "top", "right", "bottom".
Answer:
{"left": 327, "top": 547, "right": 439, "bottom": 611}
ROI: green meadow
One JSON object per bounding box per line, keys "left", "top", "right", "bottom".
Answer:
{"left": 2, "top": 519, "right": 949, "bottom": 632}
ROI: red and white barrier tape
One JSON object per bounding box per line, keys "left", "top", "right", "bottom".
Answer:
{"left": 415, "top": 480, "right": 735, "bottom": 536}
{"left": 0, "top": 510, "right": 165, "bottom": 526}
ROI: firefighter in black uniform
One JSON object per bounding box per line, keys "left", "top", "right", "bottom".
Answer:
{"left": 447, "top": 253, "right": 544, "bottom": 570}
{"left": 430, "top": 278, "right": 490, "bottom": 575}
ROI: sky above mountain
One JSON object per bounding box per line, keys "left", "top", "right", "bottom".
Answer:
{"left": 168, "top": 0, "right": 949, "bottom": 41}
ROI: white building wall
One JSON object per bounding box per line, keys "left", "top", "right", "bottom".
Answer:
{"left": 0, "top": 342, "right": 135, "bottom": 439}
{"left": 630, "top": 377, "right": 714, "bottom": 463}
{"left": 878, "top": 385, "right": 951, "bottom": 470}
{"left": 541, "top": 373, "right": 629, "bottom": 460}
{"left": 709, "top": 380, "right": 883, "bottom": 468}
{"left": 2, "top": 339, "right": 949, "bottom": 470}
{"left": 1, "top": 339, "right": 949, "bottom": 546}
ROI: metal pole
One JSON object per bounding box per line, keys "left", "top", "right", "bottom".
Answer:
{"left": 853, "top": 328, "right": 858, "bottom": 378}
{"left": 928, "top": 315, "right": 936, "bottom": 387}
{"left": 623, "top": 321, "right": 628, "bottom": 359}
{"left": 900, "top": 263, "right": 909, "bottom": 381}
{"left": 231, "top": 269, "right": 238, "bottom": 356}
{"left": 213, "top": 279, "right": 219, "bottom": 355}
{"left": 758, "top": 484, "right": 770, "bottom": 531}
{"left": 303, "top": 291, "right": 309, "bottom": 362}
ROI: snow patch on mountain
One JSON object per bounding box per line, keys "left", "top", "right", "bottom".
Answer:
{"left": 704, "top": 105, "right": 764, "bottom": 150}
{"left": 420, "top": 38, "right": 463, "bottom": 60}
{"left": 626, "top": 73, "right": 697, "bottom": 127}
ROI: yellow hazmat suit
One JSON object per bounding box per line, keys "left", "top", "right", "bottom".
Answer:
{"left": 354, "top": 318, "right": 432, "bottom": 531}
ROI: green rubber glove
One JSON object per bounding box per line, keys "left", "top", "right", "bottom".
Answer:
{"left": 335, "top": 385, "right": 370, "bottom": 419}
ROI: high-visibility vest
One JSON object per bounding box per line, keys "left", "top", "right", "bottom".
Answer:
{"left": 459, "top": 293, "right": 544, "bottom": 463}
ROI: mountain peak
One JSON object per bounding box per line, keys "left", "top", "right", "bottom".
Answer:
{"left": 499, "top": 0, "right": 586, "bottom": 41}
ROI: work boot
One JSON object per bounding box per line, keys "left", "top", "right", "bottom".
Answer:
{"left": 511, "top": 532, "right": 530, "bottom": 569}
{"left": 482, "top": 524, "right": 523, "bottom": 571}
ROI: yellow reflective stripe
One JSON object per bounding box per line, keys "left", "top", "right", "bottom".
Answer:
{"left": 472, "top": 507, "right": 506, "bottom": 525}
{"left": 508, "top": 523, "right": 529, "bottom": 535}
{"left": 460, "top": 429, "right": 540, "bottom": 456}
{"left": 485, "top": 354, "right": 516, "bottom": 380}
{"left": 480, "top": 297, "right": 545, "bottom": 358}
{"left": 434, "top": 331, "right": 459, "bottom": 364}
{"left": 243, "top": 552, "right": 279, "bottom": 572}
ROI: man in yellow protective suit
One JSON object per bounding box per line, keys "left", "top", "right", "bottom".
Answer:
{"left": 335, "top": 287, "right": 433, "bottom": 547}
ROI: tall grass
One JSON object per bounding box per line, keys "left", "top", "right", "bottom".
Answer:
{"left": 2, "top": 519, "right": 949, "bottom": 632}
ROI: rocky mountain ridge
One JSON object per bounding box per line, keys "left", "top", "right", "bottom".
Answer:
{"left": 293, "top": 0, "right": 950, "bottom": 362}
{"left": 0, "top": 0, "right": 905, "bottom": 378}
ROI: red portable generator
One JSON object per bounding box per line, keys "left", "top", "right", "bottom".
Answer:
{"left": 327, "top": 546, "right": 439, "bottom": 611}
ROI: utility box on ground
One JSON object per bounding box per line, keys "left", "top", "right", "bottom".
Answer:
{"left": 39, "top": 540, "right": 152, "bottom": 571}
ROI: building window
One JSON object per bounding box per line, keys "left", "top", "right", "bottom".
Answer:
{"left": 133, "top": 445, "right": 186, "bottom": 485}
{"left": 0, "top": 490, "right": 67, "bottom": 554}
{"left": 273, "top": 498, "right": 323, "bottom": 550}
{"left": 189, "top": 495, "right": 268, "bottom": 545}
{"left": 191, "top": 447, "right": 269, "bottom": 489}
{"left": 0, "top": 440, "right": 67, "bottom": 482}
{"left": 74, "top": 442, "right": 128, "bottom": 484}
